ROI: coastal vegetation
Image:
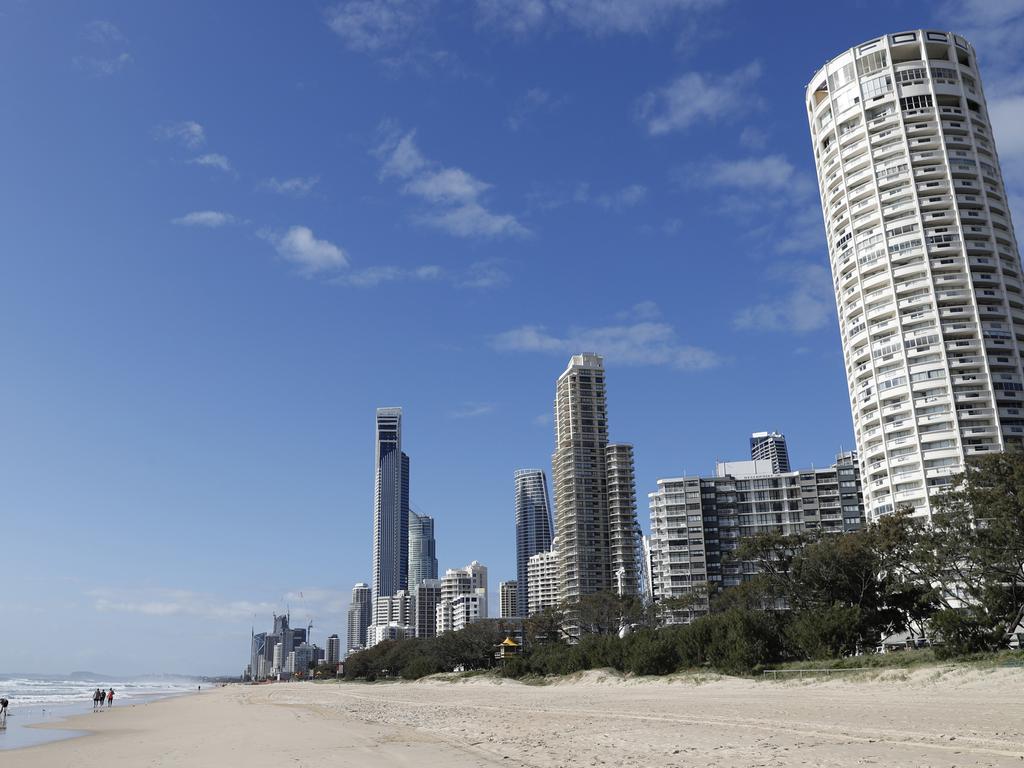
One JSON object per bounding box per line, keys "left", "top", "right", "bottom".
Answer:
{"left": 343, "top": 453, "right": 1024, "bottom": 681}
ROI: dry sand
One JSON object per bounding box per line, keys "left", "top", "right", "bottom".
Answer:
{"left": 6, "top": 666, "right": 1024, "bottom": 767}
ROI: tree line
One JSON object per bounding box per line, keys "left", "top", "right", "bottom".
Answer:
{"left": 343, "top": 452, "right": 1024, "bottom": 680}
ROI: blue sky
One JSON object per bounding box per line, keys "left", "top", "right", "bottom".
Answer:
{"left": 2, "top": 0, "right": 1023, "bottom": 676}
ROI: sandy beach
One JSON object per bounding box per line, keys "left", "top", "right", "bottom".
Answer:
{"left": 5, "top": 667, "right": 1024, "bottom": 767}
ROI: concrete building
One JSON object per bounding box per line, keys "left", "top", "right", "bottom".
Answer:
{"left": 527, "top": 545, "right": 560, "bottom": 616}
{"left": 750, "top": 431, "right": 791, "bottom": 473}
{"left": 346, "top": 582, "right": 372, "bottom": 654}
{"left": 272, "top": 642, "right": 283, "bottom": 676}
{"left": 806, "top": 30, "right": 1024, "bottom": 521}
{"left": 250, "top": 632, "right": 267, "bottom": 681}
{"left": 436, "top": 561, "right": 488, "bottom": 633}
{"left": 413, "top": 578, "right": 441, "bottom": 639}
{"left": 368, "top": 590, "right": 414, "bottom": 647}
{"left": 499, "top": 580, "right": 519, "bottom": 618}
{"left": 552, "top": 354, "right": 640, "bottom": 603}
{"left": 648, "top": 453, "right": 865, "bottom": 623}
{"left": 514, "top": 468, "right": 554, "bottom": 618}
{"left": 408, "top": 510, "right": 438, "bottom": 591}
{"left": 607, "top": 443, "right": 642, "bottom": 597}
{"left": 326, "top": 634, "right": 341, "bottom": 665}
{"left": 373, "top": 407, "right": 410, "bottom": 601}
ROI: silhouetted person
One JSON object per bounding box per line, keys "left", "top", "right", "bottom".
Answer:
{"left": 107, "top": 688, "right": 114, "bottom": 707}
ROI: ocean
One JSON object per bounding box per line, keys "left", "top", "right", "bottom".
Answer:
{"left": 0, "top": 675, "right": 202, "bottom": 750}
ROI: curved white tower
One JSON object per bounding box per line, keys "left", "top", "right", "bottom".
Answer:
{"left": 806, "top": 30, "right": 1024, "bottom": 521}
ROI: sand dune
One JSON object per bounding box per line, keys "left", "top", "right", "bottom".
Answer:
{"left": 6, "top": 666, "right": 1024, "bottom": 767}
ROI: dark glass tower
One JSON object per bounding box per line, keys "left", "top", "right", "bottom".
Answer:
{"left": 372, "top": 407, "right": 410, "bottom": 601}
{"left": 514, "top": 468, "right": 554, "bottom": 614}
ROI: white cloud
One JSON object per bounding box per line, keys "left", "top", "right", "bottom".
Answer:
{"left": 597, "top": 183, "right": 648, "bottom": 211}
{"left": 506, "top": 88, "right": 558, "bottom": 131}
{"left": 377, "top": 128, "right": 428, "bottom": 179}
{"left": 739, "top": 125, "right": 768, "bottom": 149}
{"left": 90, "top": 587, "right": 348, "bottom": 623}
{"left": 260, "top": 176, "right": 320, "bottom": 196}
{"left": 684, "top": 153, "right": 821, "bottom": 253}
{"left": 74, "top": 52, "right": 132, "bottom": 77}
{"left": 189, "top": 153, "right": 232, "bottom": 173}
{"left": 325, "top": 0, "right": 431, "bottom": 51}
{"left": 404, "top": 168, "right": 491, "bottom": 204}
{"left": 375, "top": 125, "right": 528, "bottom": 238}
{"left": 264, "top": 225, "right": 349, "bottom": 274}
{"left": 90, "top": 589, "right": 275, "bottom": 621}
{"left": 493, "top": 315, "right": 719, "bottom": 370}
{"left": 734, "top": 263, "right": 834, "bottom": 333}
{"left": 477, "top": 0, "right": 724, "bottom": 36}
{"left": 639, "top": 61, "right": 762, "bottom": 135}
{"left": 173, "top": 211, "right": 235, "bottom": 227}
{"left": 83, "top": 20, "right": 125, "bottom": 43}
{"left": 418, "top": 201, "right": 528, "bottom": 237}
{"left": 701, "top": 155, "right": 795, "bottom": 190}
{"left": 616, "top": 300, "right": 661, "bottom": 321}
{"left": 155, "top": 121, "right": 206, "bottom": 149}
{"left": 334, "top": 264, "right": 442, "bottom": 287}
{"left": 459, "top": 259, "right": 510, "bottom": 288}
{"left": 449, "top": 402, "right": 496, "bottom": 418}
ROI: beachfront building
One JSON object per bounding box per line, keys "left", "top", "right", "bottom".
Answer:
{"left": 436, "top": 561, "right": 488, "bottom": 633}
{"left": 346, "top": 582, "right": 372, "bottom": 654}
{"left": 648, "top": 453, "right": 865, "bottom": 623}
{"left": 408, "top": 510, "right": 438, "bottom": 591}
{"left": 514, "top": 468, "right": 554, "bottom": 616}
{"left": 367, "top": 590, "right": 414, "bottom": 647}
{"left": 750, "top": 431, "right": 791, "bottom": 473}
{"left": 527, "top": 545, "right": 560, "bottom": 616}
{"left": 552, "top": 354, "right": 640, "bottom": 603}
{"left": 372, "top": 407, "right": 410, "bottom": 601}
{"left": 272, "top": 642, "right": 284, "bottom": 676}
{"left": 326, "top": 634, "right": 341, "bottom": 665}
{"left": 607, "top": 443, "right": 642, "bottom": 597}
{"left": 499, "top": 580, "right": 519, "bottom": 618}
{"left": 806, "top": 30, "right": 1024, "bottom": 521}
{"left": 413, "top": 578, "right": 441, "bottom": 639}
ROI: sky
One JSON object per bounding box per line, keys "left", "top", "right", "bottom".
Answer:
{"left": 2, "top": 0, "right": 1024, "bottom": 676}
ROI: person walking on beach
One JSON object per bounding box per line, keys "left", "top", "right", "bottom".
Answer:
{"left": 107, "top": 688, "right": 114, "bottom": 708}
{"left": 93, "top": 688, "right": 102, "bottom": 711}
{"left": 1, "top": 697, "right": 8, "bottom": 727}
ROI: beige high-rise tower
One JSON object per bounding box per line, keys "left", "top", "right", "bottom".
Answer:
{"left": 552, "top": 354, "right": 640, "bottom": 603}
{"left": 806, "top": 30, "right": 1024, "bottom": 522}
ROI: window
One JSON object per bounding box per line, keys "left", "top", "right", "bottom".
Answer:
{"left": 861, "top": 74, "right": 892, "bottom": 99}
{"left": 901, "top": 95, "right": 933, "bottom": 111}
{"left": 886, "top": 222, "right": 919, "bottom": 238}
{"left": 828, "top": 62, "right": 856, "bottom": 92}
{"left": 895, "top": 67, "right": 928, "bottom": 85}
{"left": 857, "top": 50, "right": 888, "bottom": 76}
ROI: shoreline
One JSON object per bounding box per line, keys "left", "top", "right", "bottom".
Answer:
{"left": 0, "top": 688, "right": 203, "bottom": 752}
{"left": 4, "top": 667, "right": 1024, "bottom": 767}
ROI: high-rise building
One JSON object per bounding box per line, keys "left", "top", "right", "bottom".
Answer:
{"left": 648, "top": 452, "right": 865, "bottom": 623}
{"left": 367, "top": 590, "right": 414, "bottom": 647}
{"left": 273, "top": 613, "right": 293, "bottom": 659}
{"left": 346, "top": 582, "right": 372, "bottom": 654}
{"left": 499, "top": 580, "right": 519, "bottom": 618}
{"left": 607, "top": 443, "right": 641, "bottom": 597}
{"left": 250, "top": 632, "right": 267, "bottom": 681}
{"left": 272, "top": 642, "right": 284, "bottom": 675}
{"left": 413, "top": 578, "right": 441, "bottom": 639}
{"left": 372, "top": 407, "right": 410, "bottom": 601}
{"left": 552, "top": 354, "right": 640, "bottom": 603}
{"left": 750, "top": 431, "right": 791, "bottom": 474}
{"left": 326, "top": 634, "right": 341, "bottom": 665}
{"left": 408, "top": 510, "right": 438, "bottom": 591}
{"left": 805, "top": 30, "right": 1024, "bottom": 521}
{"left": 527, "top": 545, "right": 560, "bottom": 616}
{"left": 436, "top": 561, "right": 488, "bottom": 633}
{"left": 514, "top": 468, "right": 554, "bottom": 616}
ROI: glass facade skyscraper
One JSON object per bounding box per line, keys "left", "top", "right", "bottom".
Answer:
{"left": 408, "top": 510, "right": 438, "bottom": 591}
{"left": 372, "top": 407, "right": 410, "bottom": 601}
{"left": 514, "top": 468, "right": 553, "bottom": 614}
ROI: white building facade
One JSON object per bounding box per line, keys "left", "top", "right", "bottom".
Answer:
{"left": 806, "top": 30, "right": 1024, "bottom": 521}
{"left": 526, "top": 546, "right": 560, "bottom": 616}
{"left": 435, "top": 562, "right": 488, "bottom": 633}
